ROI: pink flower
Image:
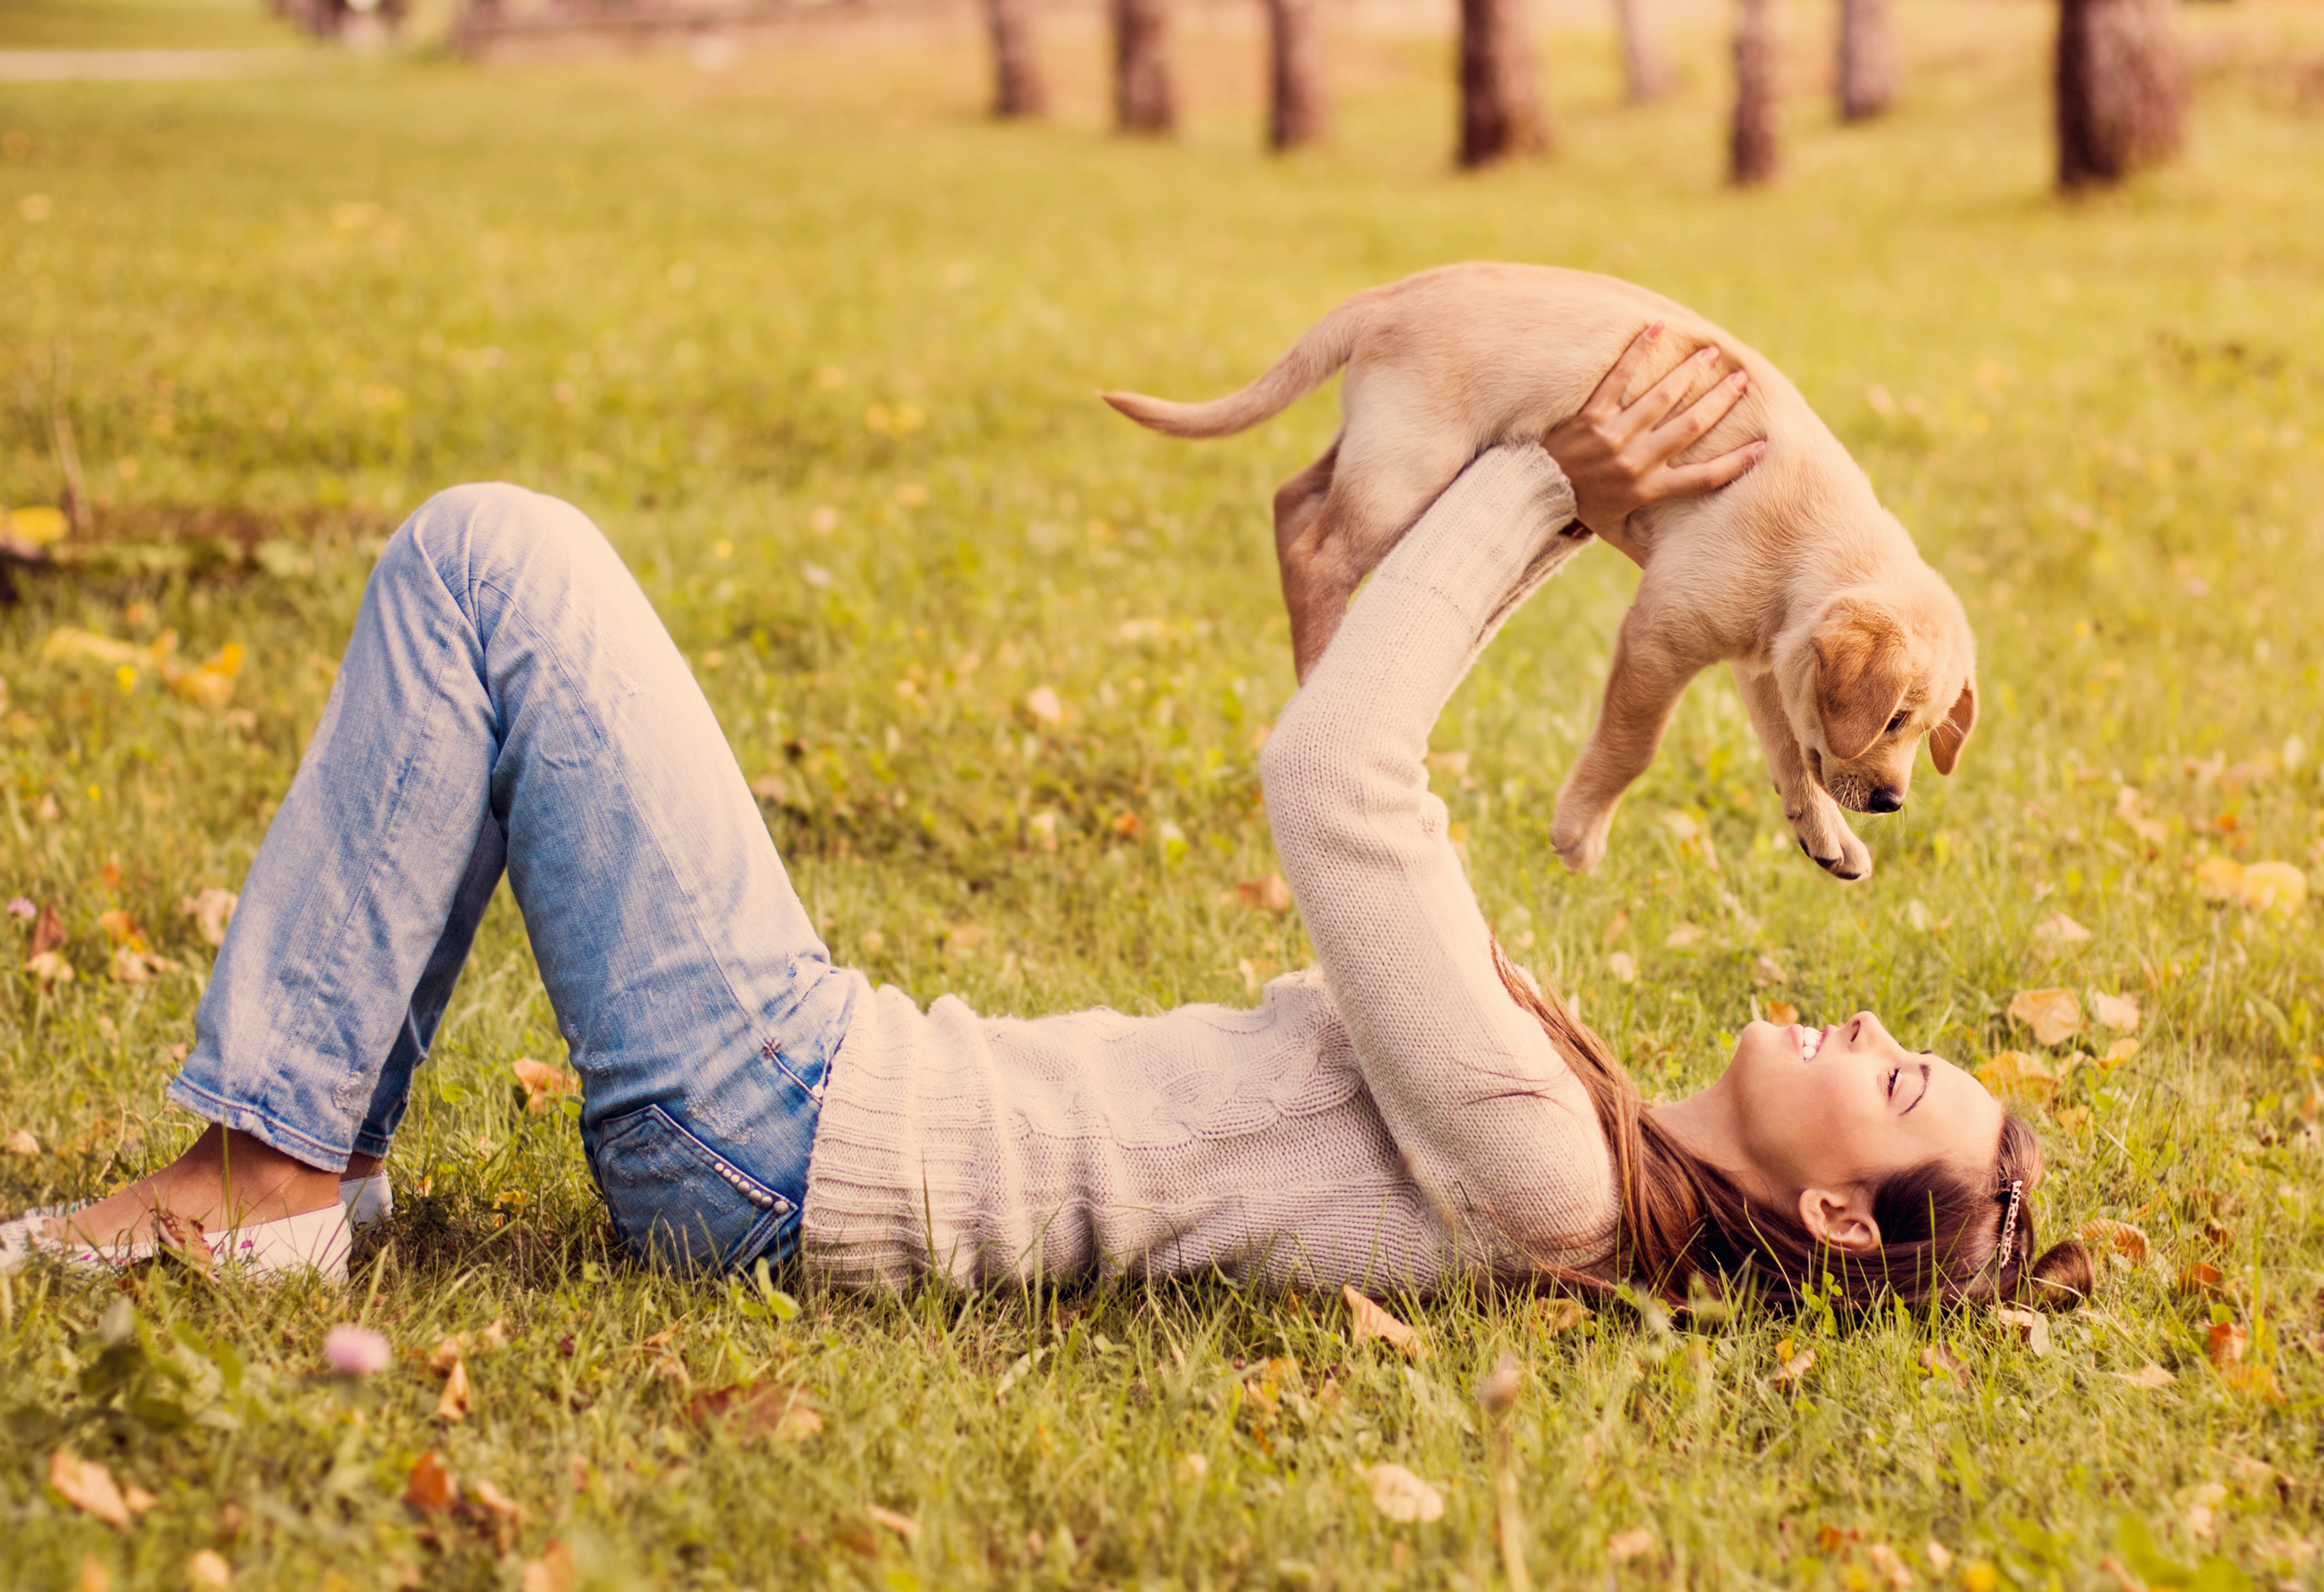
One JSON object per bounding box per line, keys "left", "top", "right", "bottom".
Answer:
{"left": 6, "top": 899, "right": 32, "bottom": 919}
{"left": 323, "top": 1325, "right": 392, "bottom": 1376}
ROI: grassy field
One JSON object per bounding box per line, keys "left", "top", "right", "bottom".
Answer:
{"left": 3, "top": 0, "right": 2323, "bottom": 1586}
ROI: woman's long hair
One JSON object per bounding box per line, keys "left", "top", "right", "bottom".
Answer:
{"left": 1490, "top": 943, "right": 2094, "bottom": 1311}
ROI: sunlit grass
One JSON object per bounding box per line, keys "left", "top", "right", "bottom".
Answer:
{"left": 2, "top": 1, "right": 2321, "bottom": 1586}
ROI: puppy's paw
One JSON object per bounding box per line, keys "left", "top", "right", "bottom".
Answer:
{"left": 1792, "top": 818, "right": 1874, "bottom": 881}
{"left": 1551, "top": 804, "right": 1612, "bottom": 874}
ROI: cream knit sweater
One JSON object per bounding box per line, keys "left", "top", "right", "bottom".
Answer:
{"left": 800, "top": 444, "right": 1617, "bottom": 1290}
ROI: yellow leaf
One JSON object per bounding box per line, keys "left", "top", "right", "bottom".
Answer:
{"left": 42, "top": 628, "right": 145, "bottom": 668}
{"left": 6, "top": 505, "right": 68, "bottom": 546}
{"left": 179, "top": 889, "right": 237, "bottom": 948}
{"left": 187, "top": 1550, "right": 232, "bottom": 1589}
{"left": 2099, "top": 1038, "right": 2139, "bottom": 1070}
{"left": 1608, "top": 951, "right": 1638, "bottom": 984}
{"left": 74, "top": 1555, "right": 109, "bottom": 1592}
{"left": 1765, "top": 1000, "right": 1800, "bottom": 1027}
{"left": 2207, "top": 1321, "right": 2246, "bottom": 1369}
{"left": 1770, "top": 1349, "right": 1816, "bottom": 1388}
{"left": 428, "top": 1335, "right": 468, "bottom": 1374}
{"left": 2115, "top": 1363, "right": 2175, "bottom": 1389}
{"left": 1961, "top": 1562, "right": 1999, "bottom": 1592}
{"left": 1532, "top": 1298, "right": 1590, "bottom": 1334}
{"left": 2089, "top": 991, "right": 2140, "bottom": 1033}
{"left": 109, "top": 945, "right": 181, "bottom": 984}
{"left": 2032, "top": 912, "right": 2092, "bottom": 952}
{"left": 1994, "top": 1305, "right": 2050, "bottom": 1355}
{"left": 510, "top": 1058, "right": 577, "bottom": 1115}
{"left": 435, "top": 1358, "right": 472, "bottom": 1421}
{"left": 1023, "top": 685, "right": 1064, "bottom": 726}
{"left": 403, "top": 1451, "right": 458, "bottom": 1513}
{"left": 2237, "top": 860, "right": 2307, "bottom": 915}
{"left": 520, "top": 1542, "right": 575, "bottom": 1592}
{"left": 1607, "top": 1527, "right": 1656, "bottom": 1563}
{"left": 865, "top": 1503, "right": 920, "bottom": 1542}
{"left": 685, "top": 1382, "right": 824, "bottom": 1442}
{"left": 2076, "top": 1219, "right": 2152, "bottom": 1265}
{"left": 26, "top": 950, "right": 77, "bottom": 986}
{"left": 3, "top": 1129, "right": 38, "bottom": 1155}
{"left": 1361, "top": 1463, "right": 1444, "bottom": 1524}
{"left": 2007, "top": 988, "right": 2082, "bottom": 1047}
{"left": 46, "top": 1450, "right": 130, "bottom": 1530}
{"left": 1978, "top": 1050, "right": 2058, "bottom": 1105}
{"left": 1235, "top": 873, "right": 1292, "bottom": 913}
{"left": 1342, "top": 1284, "right": 1420, "bottom": 1356}
{"left": 2195, "top": 855, "right": 2245, "bottom": 902}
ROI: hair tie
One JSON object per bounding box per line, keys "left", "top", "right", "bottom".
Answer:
{"left": 1994, "top": 1178, "right": 2026, "bottom": 1275}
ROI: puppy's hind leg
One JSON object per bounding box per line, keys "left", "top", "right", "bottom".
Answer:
{"left": 1272, "top": 438, "right": 1339, "bottom": 564}
{"left": 1552, "top": 612, "right": 1705, "bottom": 873}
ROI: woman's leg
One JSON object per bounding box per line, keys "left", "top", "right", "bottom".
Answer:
{"left": 65, "top": 483, "right": 852, "bottom": 1269}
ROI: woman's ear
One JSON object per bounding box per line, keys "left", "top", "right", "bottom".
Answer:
{"left": 1798, "top": 1187, "right": 1882, "bottom": 1253}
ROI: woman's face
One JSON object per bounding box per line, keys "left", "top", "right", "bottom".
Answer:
{"left": 1716, "top": 1011, "right": 2005, "bottom": 1202}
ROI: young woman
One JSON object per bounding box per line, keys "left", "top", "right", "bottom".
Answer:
{"left": 3, "top": 330, "right": 2090, "bottom": 1311}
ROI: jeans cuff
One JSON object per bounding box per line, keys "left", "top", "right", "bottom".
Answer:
{"left": 165, "top": 1075, "right": 354, "bottom": 1175}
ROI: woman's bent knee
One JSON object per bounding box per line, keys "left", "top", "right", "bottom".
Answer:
{"left": 385, "top": 483, "right": 621, "bottom": 614}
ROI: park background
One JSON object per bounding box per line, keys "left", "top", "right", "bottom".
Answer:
{"left": 2, "top": 0, "right": 2321, "bottom": 1585}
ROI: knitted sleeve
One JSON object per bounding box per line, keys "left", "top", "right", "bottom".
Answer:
{"left": 1258, "top": 443, "right": 1617, "bottom": 1267}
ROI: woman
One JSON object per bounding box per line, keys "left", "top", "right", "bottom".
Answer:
{"left": 3, "top": 330, "right": 2090, "bottom": 1311}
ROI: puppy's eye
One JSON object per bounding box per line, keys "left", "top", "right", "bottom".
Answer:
{"left": 1886, "top": 712, "right": 1907, "bottom": 734}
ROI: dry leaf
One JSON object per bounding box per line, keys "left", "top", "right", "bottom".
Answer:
{"left": 435, "top": 1358, "right": 472, "bottom": 1421}
{"left": 1607, "top": 951, "right": 1638, "bottom": 984}
{"left": 1178, "top": 1452, "right": 1210, "bottom": 1481}
{"left": 520, "top": 1542, "right": 574, "bottom": 1592}
{"left": 1362, "top": 1463, "right": 1444, "bottom": 1524}
{"left": 1765, "top": 1000, "right": 1801, "bottom": 1027}
{"left": 685, "top": 1382, "right": 824, "bottom": 1442}
{"left": 1770, "top": 1349, "right": 1816, "bottom": 1388}
{"left": 29, "top": 902, "right": 65, "bottom": 959}
{"left": 2196, "top": 854, "right": 2245, "bottom": 902}
{"left": 2076, "top": 1219, "right": 2152, "bottom": 1265}
{"left": 1924, "top": 1542, "right": 1955, "bottom": 1573}
{"left": 403, "top": 1451, "right": 458, "bottom": 1513}
{"left": 1343, "top": 1284, "right": 1419, "bottom": 1356}
{"left": 1664, "top": 923, "right": 1704, "bottom": 949}
{"left": 1867, "top": 1543, "right": 1916, "bottom": 1590}
{"left": 74, "top": 1556, "right": 109, "bottom": 1592}
{"left": 123, "top": 1486, "right": 157, "bottom": 1515}
{"left": 469, "top": 1479, "right": 523, "bottom": 1551}
{"left": 1235, "top": 873, "right": 1292, "bottom": 913}
{"left": 1533, "top": 1298, "right": 1590, "bottom": 1334}
{"left": 25, "top": 951, "right": 74, "bottom": 987}
{"left": 2207, "top": 1321, "right": 2246, "bottom": 1369}
{"left": 47, "top": 1450, "right": 131, "bottom": 1530}
{"left": 428, "top": 1335, "right": 467, "bottom": 1373}
{"left": 480, "top": 1317, "right": 508, "bottom": 1352}
{"left": 1993, "top": 1305, "right": 2050, "bottom": 1356}
{"left": 2219, "top": 1363, "right": 2283, "bottom": 1400}
{"left": 1023, "top": 685, "right": 1064, "bottom": 726}
{"left": 187, "top": 1551, "right": 232, "bottom": 1589}
{"left": 865, "top": 1504, "right": 920, "bottom": 1542}
{"left": 1607, "top": 1527, "right": 1656, "bottom": 1563}
{"left": 109, "top": 944, "right": 181, "bottom": 984}
{"left": 3, "top": 1129, "right": 37, "bottom": 1155}
{"left": 2099, "top": 1038, "right": 2139, "bottom": 1070}
{"left": 1918, "top": 1343, "right": 1965, "bottom": 1386}
{"left": 2089, "top": 992, "right": 2140, "bottom": 1033}
{"left": 2115, "top": 1363, "right": 2175, "bottom": 1390}
{"left": 2238, "top": 860, "right": 2309, "bottom": 915}
{"left": 2032, "top": 913, "right": 2092, "bottom": 952}
{"left": 2177, "top": 1262, "right": 2227, "bottom": 1299}
{"left": 1977, "top": 1050, "right": 2059, "bottom": 1105}
{"left": 2008, "top": 989, "right": 2082, "bottom": 1046}
{"left": 178, "top": 889, "right": 237, "bottom": 948}
{"left": 510, "top": 1058, "right": 576, "bottom": 1115}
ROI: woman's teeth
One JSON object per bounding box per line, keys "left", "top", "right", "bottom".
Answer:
{"left": 1799, "top": 1026, "right": 1821, "bottom": 1060}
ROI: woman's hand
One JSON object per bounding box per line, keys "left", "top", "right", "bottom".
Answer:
{"left": 1542, "top": 322, "right": 1766, "bottom": 567}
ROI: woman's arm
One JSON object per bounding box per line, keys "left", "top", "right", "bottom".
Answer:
{"left": 1262, "top": 444, "right": 1612, "bottom": 1264}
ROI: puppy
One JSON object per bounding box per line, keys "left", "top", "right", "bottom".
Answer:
{"left": 1103, "top": 262, "right": 1976, "bottom": 881}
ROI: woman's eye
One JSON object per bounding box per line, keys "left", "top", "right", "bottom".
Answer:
{"left": 1885, "top": 1069, "right": 1899, "bottom": 1099}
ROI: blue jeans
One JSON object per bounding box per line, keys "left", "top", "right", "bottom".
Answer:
{"left": 168, "top": 484, "right": 855, "bottom": 1270}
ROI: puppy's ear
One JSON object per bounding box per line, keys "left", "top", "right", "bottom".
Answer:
{"left": 1812, "top": 601, "right": 1913, "bottom": 761}
{"left": 1929, "top": 678, "right": 1978, "bottom": 775}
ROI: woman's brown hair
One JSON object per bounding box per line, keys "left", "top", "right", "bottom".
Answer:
{"left": 1490, "top": 944, "right": 2095, "bottom": 1311}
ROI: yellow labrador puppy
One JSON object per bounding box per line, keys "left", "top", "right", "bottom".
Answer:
{"left": 1103, "top": 262, "right": 1976, "bottom": 882}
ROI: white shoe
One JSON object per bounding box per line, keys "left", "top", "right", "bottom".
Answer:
{"left": 0, "top": 1200, "right": 352, "bottom": 1282}
{"left": 0, "top": 1206, "right": 154, "bottom": 1273}
{"left": 341, "top": 1173, "right": 393, "bottom": 1230}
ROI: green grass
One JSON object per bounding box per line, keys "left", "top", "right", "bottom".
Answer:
{"left": 3, "top": 1, "right": 2323, "bottom": 1586}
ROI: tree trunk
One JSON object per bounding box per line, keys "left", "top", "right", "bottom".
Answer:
{"left": 1836, "top": 0, "right": 1896, "bottom": 120}
{"left": 983, "top": 0, "right": 1048, "bottom": 118}
{"left": 1114, "top": 0, "right": 1176, "bottom": 135}
{"left": 1265, "top": 0, "right": 1329, "bottom": 149}
{"left": 1728, "top": 0, "right": 1780, "bottom": 185}
{"left": 1613, "top": 0, "right": 1674, "bottom": 103}
{"left": 1458, "top": 0, "right": 1550, "bottom": 167}
{"left": 2056, "top": 0, "right": 2182, "bottom": 187}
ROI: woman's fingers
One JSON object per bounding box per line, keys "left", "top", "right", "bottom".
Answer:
{"left": 1645, "top": 367, "right": 1750, "bottom": 457}
{"left": 1579, "top": 322, "right": 1665, "bottom": 422}
{"left": 1649, "top": 440, "right": 1767, "bottom": 502}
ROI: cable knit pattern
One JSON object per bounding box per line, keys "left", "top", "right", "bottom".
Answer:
{"left": 800, "top": 444, "right": 1616, "bottom": 1289}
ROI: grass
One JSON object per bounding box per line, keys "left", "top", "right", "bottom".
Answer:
{"left": 2, "top": 0, "right": 2322, "bottom": 1586}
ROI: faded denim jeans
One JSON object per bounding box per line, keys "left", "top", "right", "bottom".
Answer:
{"left": 168, "top": 484, "right": 855, "bottom": 1270}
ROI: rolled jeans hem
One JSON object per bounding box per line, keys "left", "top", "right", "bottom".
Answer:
{"left": 165, "top": 1074, "right": 353, "bottom": 1175}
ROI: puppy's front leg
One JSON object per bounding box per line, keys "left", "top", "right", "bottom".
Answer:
{"left": 1552, "top": 613, "right": 1702, "bottom": 872}
{"left": 1732, "top": 662, "right": 1871, "bottom": 881}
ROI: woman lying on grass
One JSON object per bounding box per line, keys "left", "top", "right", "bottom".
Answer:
{"left": 3, "top": 330, "right": 2090, "bottom": 1312}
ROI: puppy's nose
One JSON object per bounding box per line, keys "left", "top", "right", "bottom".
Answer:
{"left": 1866, "top": 788, "right": 1907, "bottom": 814}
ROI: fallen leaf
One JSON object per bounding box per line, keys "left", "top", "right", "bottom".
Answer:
{"left": 108, "top": 945, "right": 180, "bottom": 983}
{"left": 2220, "top": 1363, "right": 2284, "bottom": 1400}
{"left": 403, "top": 1451, "right": 458, "bottom": 1513}
{"left": 178, "top": 889, "right": 237, "bottom": 947}
{"left": 1343, "top": 1284, "right": 1419, "bottom": 1356}
{"left": 428, "top": 1335, "right": 468, "bottom": 1374}
{"left": 520, "top": 1541, "right": 574, "bottom": 1592}
{"left": 2098, "top": 1038, "right": 2139, "bottom": 1070}
{"left": 74, "top": 1556, "right": 108, "bottom": 1592}
{"left": 469, "top": 1479, "right": 523, "bottom": 1551}
{"left": 1866, "top": 1543, "right": 1916, "bottom": 1590}
{"left": 2032, "top": 912, "right": 2092, "bottom": 952}
{"left": 187, "top": 1550, "right": 232, "bottom": 1589}
{"left": 29, "top": 902, "right": 66, "bottom": 959}
{"left": 1532, "top": 1298, "right": 1590, "bottom": 1334}
{"left": 2076, "top": 1219, "right": 2152, "bottom": 1265}
{"left": 2207, "top": 1321, "right": 2246, "bottom": 1369}
{"left": 1993, "top": 1305, "right": 2050, "bottom": 1356}
{"left": 1977, "top": 1050, "right": 2059, "bottom": 1105}
{"left": 1765, "top": 1000, "right": 1801, "bottom": 1026}
{"left": 2089, "top": 991, "right": 2139, "bottom": 1033}
{"left": 865, "top": 1503, "right": 920, "bottom": 1542}
{"left": 154, "top": 1211, "right": 213, "bottom": 1274}
{"left": 510, "top": 1058, "right": 576, "bottom": 1115}
{"left": 1663, "top": 923, "right": 1704, "bottom": 949}
{"left": 1924, "top": 1542, "right": 1954, "bottom": 1573}
{"left": 2196, "top": 853, "right": 2245, "bottom": 902}
{"left": 3, "top": 1129, "right": 37, "bottom": 1155}
{"left": 2008, "top": 988, "right": 2082, "bottom": 1046}
{"left": 2237, "top": 859, "right": 2308, "bottom": 915}
{"left": 1023, "top": 685, "right": 1064, "bottom": 726}
{"left": 48, "top": 1450, "right": 131, "bottom": 1530}
{"left": 8, "top": 505, "right": 68, "bottom": 546}
{"left": 685, "top": 1382, "right": 824, "bottom": 1442}
{"left": 2115, "top": 1363, "right": 2175, "bottom": 1390}
{"left": 1362, "top": 1463, "right": 1444, "bottom": 1524}
{"left": 435, "top": 1358, "right": 472, "bottom": 1421}
{"left": 1235, "top": 873, "right": 1292, "bottom": 913}
{"left": 25, "top": 951, "right": 75, "bottom": 987}
{"left": 1770, "top": 1349, "right": 1816, "bottom": 1388}
{"left": 2177, "top": 1262, "right": 2226, "bottom": 1299}
{"left": 480, "top": 1317, "right": 509, "bottom": 1352}
{"left": 1607, "top": 1526, "right": 1656, "bottom": 1563}
{"left": 123, "top": 1486, "right": 157, "bottom": 1515}
{"left": 1602, "top": 909, "right": 1631, "bottom": 947}
{"left": 1178, "top": 1452, "right": 1209, "bottom": 1481}
{"left": 1608, "top": 950, "right": 1638, "bottom": 984}
{"left": 1918, "top": 1343, "right": 1965, "bottom": 1386}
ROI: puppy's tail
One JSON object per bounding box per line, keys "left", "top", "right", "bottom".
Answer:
{"left": 1100, "top": 298, "right": 1366, "bottom": 439}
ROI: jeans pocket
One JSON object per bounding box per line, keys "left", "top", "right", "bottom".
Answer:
{"left": 592, "top": 1103, "right": 792, "bottom": 1272}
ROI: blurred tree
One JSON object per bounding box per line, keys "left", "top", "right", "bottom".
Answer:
{"left": 1458, "top": 0, "right": 1551, "bottom": 166}
{"left": 1728, "top": 0, "right": 1780, "bottom": 183}
{"left": 2055, "top": 0, "right": 2183, "bottom": 186}
{"left": 1836, "top": 0, "right": 1897, "bottom": 120}
{"left": 1265, "top": 0, "right": 1329, "bottom": 150}
{"left": 1115, "top": 0, "right": 1177, "bottom": 134}
{"left": 1614, "top": 0, "right": 1675, "bottom": 104}
{"left": 982, "top": 0, "right": 1049, "bottom": 118}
